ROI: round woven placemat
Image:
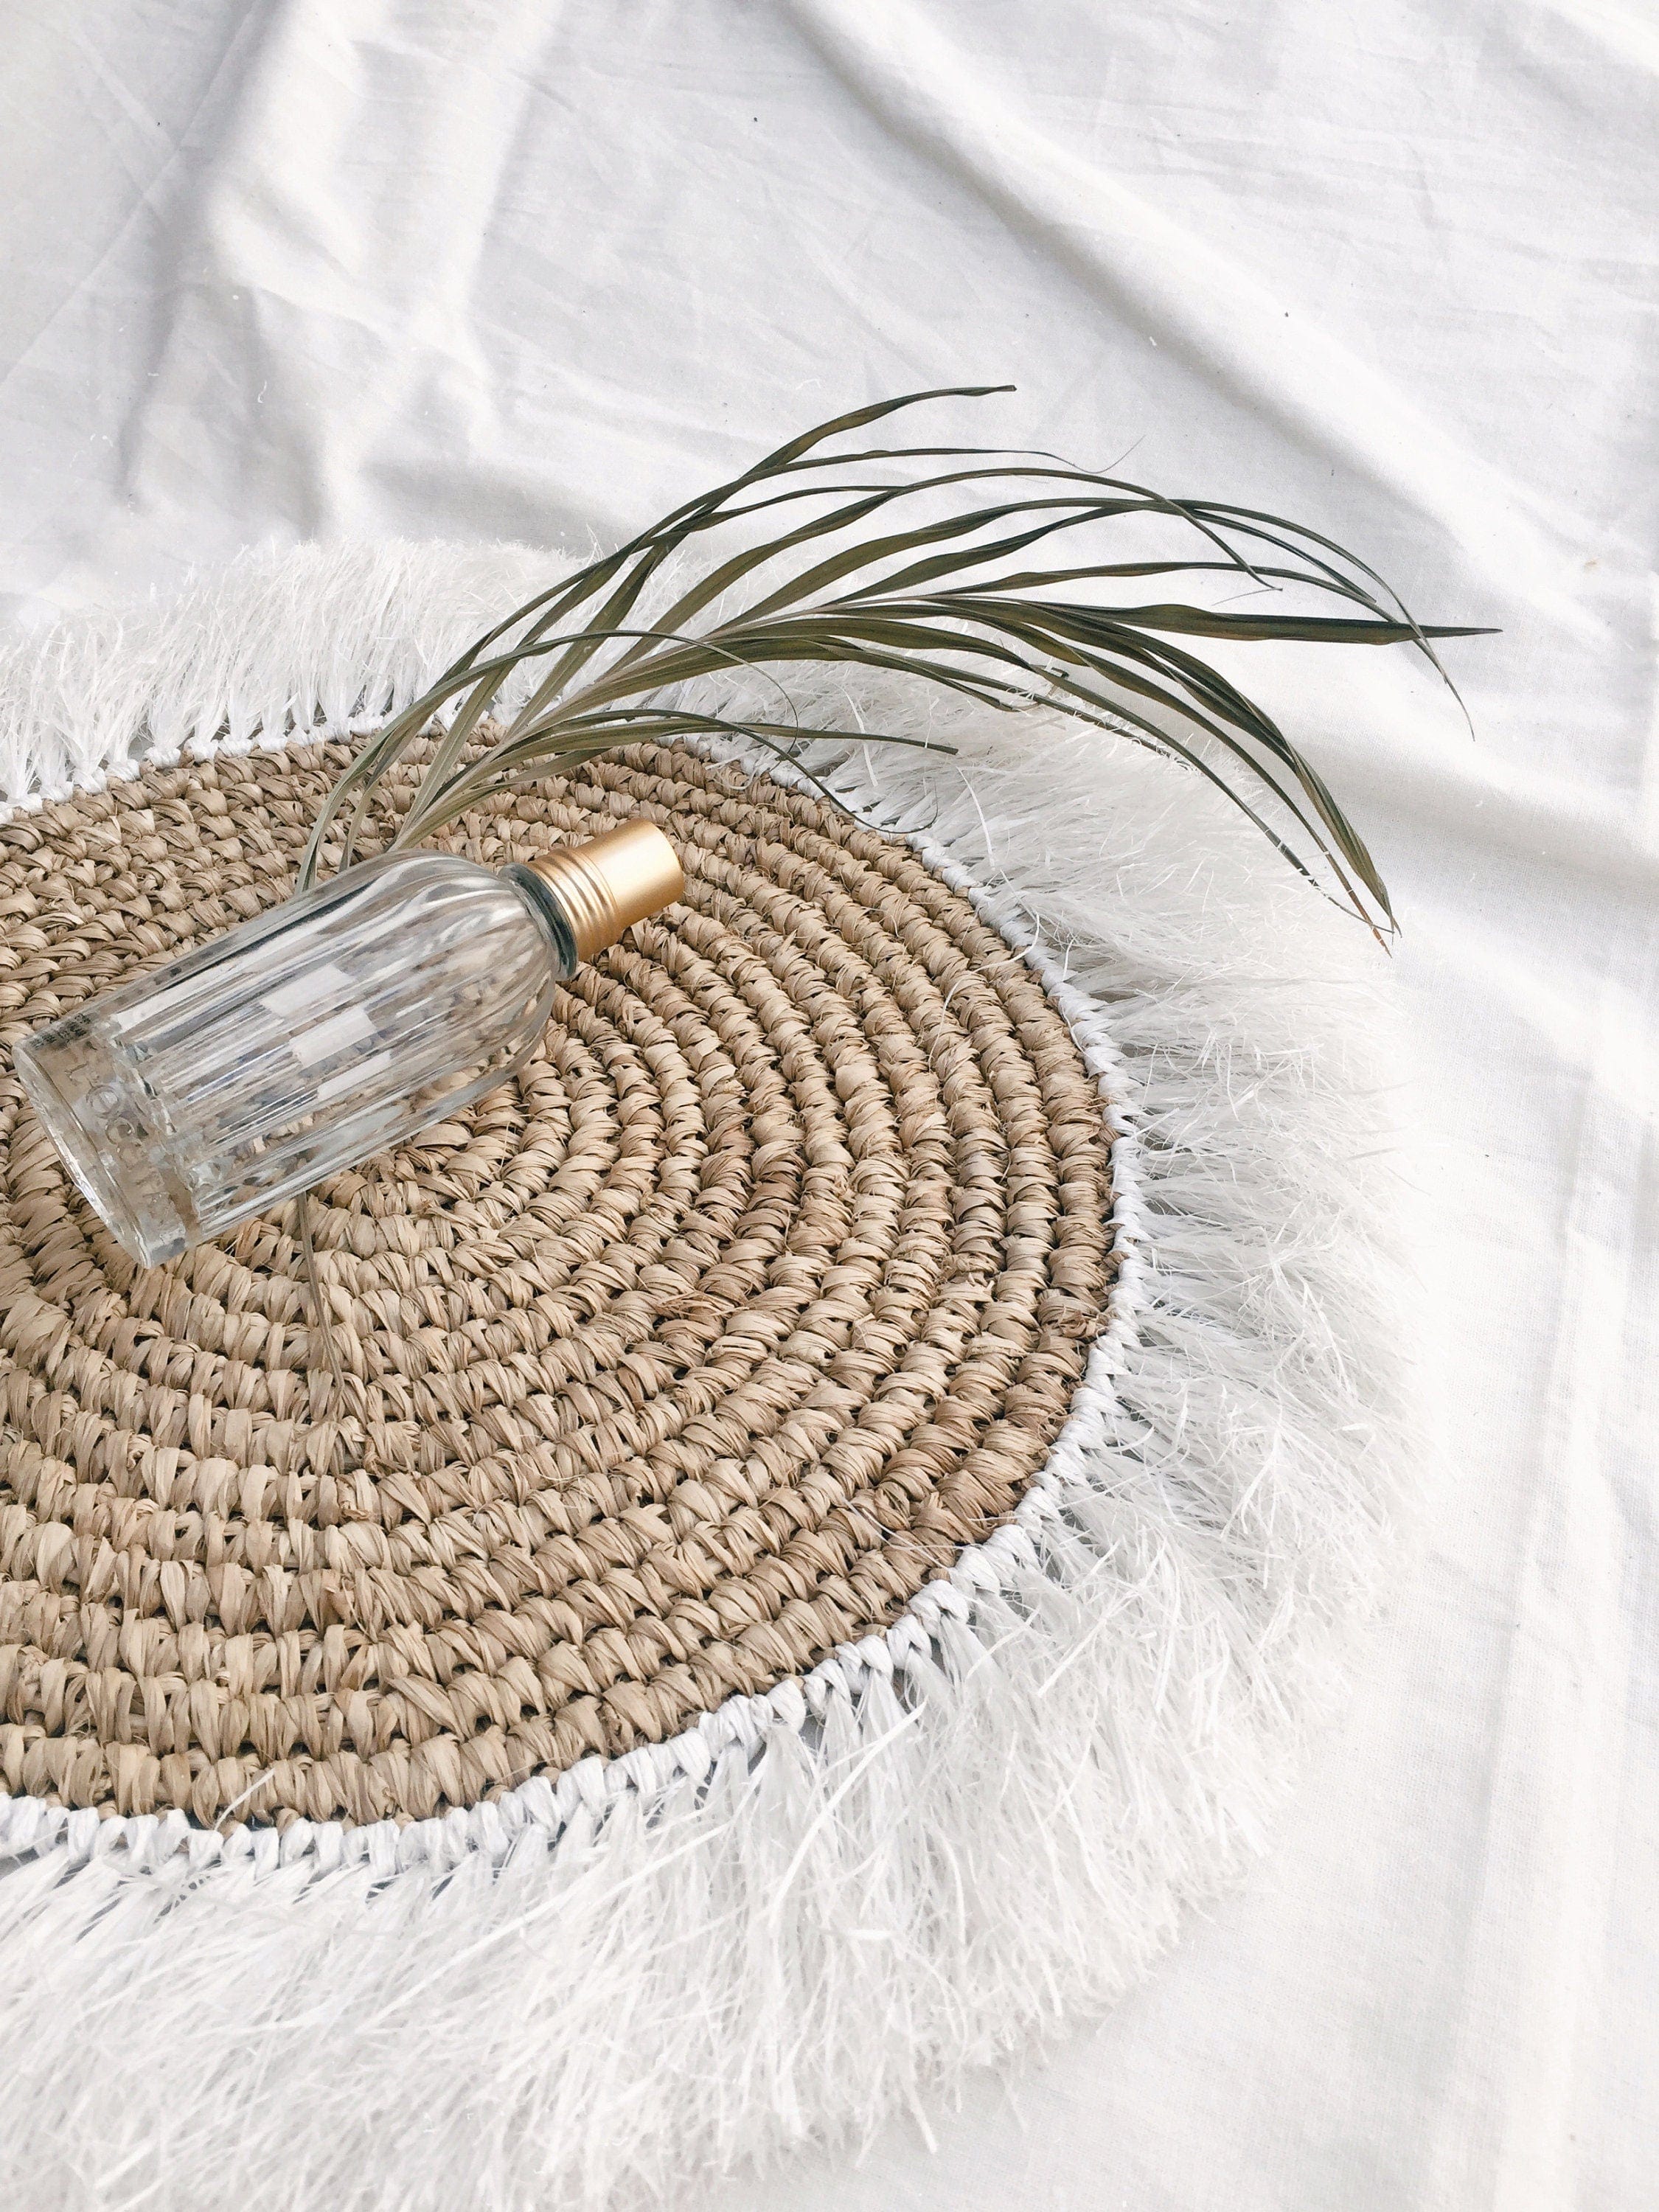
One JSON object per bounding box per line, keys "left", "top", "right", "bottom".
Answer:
{"left": 0, "top": 739, "right": 1115, "bottom": 1829}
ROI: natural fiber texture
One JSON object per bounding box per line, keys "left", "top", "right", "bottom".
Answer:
{"left": 0, "top": 737, "right": 1112, "bottom": 1827}
{"left": 0, "top": 544, "right": 1417, "bottom": 2212}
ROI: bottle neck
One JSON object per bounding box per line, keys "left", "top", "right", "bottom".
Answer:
{"left": 503, "top": 863, "right": 580, "bottom": 980}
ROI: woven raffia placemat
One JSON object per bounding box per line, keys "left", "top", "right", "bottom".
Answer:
{"left": 0, "top": 546, "right": 1422, "bottom": 2212}
{"left": 0, "top": 737, "right": 1115, "bottom": 1830}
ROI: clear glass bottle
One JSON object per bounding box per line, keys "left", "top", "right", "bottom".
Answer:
{"left": 14, "top": 819, "right": 683, "bottom": 1267}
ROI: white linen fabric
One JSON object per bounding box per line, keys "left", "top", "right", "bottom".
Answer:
{"left": 0, "top": 4, "right": 1653, "bottom": 2209}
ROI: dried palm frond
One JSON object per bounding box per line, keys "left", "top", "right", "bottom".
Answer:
{"left": 299, "top": 386, "right": 1489, "bottom": 936}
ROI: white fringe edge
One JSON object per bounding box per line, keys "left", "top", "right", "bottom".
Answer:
{"left": 0, "top": 543, "right": 1418, "bottom": 2212}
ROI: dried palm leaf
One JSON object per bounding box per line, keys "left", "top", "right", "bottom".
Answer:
{"left": 301, "top": 386, "right": 1490, "bottom": 936}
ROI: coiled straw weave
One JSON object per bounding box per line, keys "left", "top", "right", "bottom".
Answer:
{"left": 0, "top": 740, "right": 1114, "bottom": 1828}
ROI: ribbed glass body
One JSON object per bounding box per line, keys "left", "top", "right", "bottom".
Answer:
{"left": 15, "top": 852, "right": 573, "bottom": 1267}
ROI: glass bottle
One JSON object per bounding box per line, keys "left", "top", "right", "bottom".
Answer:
{"left": 14, "top": 818, "right": 683, "bottom": 1267}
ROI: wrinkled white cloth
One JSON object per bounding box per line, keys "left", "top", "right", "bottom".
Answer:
{"left": 1, "top": 3, "right": 1654, "bottom": 2207}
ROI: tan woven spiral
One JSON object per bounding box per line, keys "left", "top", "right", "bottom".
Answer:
{"left": 0, "top": 738, "right": 1115, "bottom": 1829}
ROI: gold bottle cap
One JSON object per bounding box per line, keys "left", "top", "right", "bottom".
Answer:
{"left": 526, "top": 818, "right": 685, "bottom": 962}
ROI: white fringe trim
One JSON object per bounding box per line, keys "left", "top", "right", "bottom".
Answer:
{"left": 0, "top": 543, "right": 1416, "bottom": 2212}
